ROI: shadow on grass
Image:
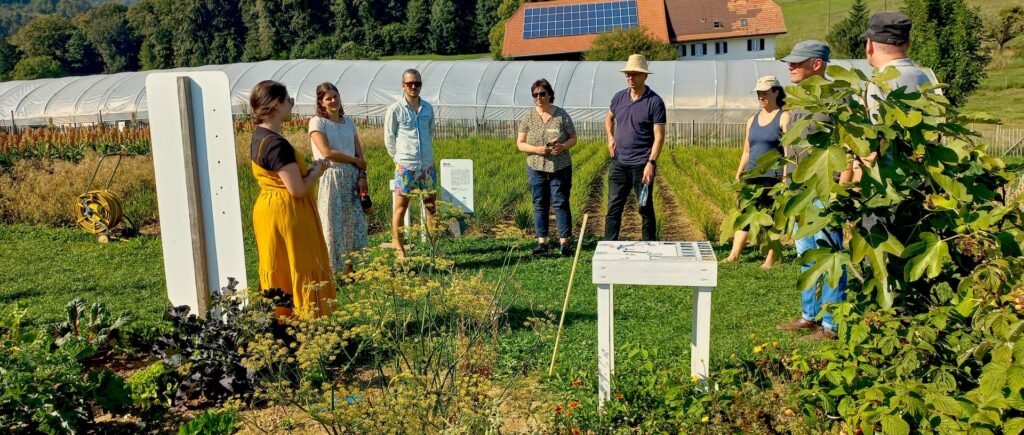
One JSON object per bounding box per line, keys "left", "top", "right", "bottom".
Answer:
{"left": 503, "top": 306, "right": 597, "bottom": 333}
{"left": 0, "top": 288, "right": 44, "bottom": 305}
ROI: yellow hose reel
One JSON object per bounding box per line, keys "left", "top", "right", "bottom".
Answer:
{"left": 75, "top": 153, "right": 132, "bottom": 243}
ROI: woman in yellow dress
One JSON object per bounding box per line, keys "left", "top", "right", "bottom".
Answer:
{"left": 249, "top": 80, "right": 335, "bottom": 318}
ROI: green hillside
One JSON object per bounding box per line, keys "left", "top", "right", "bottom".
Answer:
{"left": 775, "top": 0, "right": 1017, "bottom": 57}
{"left": 776, "top": 0, "right": 1024, "bottom": 128}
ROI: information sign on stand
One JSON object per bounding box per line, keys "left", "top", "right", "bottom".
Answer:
{"left": 591, "top": 241, "right": 718, "bottom": 409}
{"left": 146, "top": 72, "right": 247, "bottom": 317}
{"left": 440, "top": 159, "right": 473, "bottom": 236}
{"left": 440, "top": 159, "right": 473, "bottom": 214}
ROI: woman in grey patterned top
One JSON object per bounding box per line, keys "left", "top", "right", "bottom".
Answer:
{"left": 516, "top": 78, "right": 578, "bottom": 257}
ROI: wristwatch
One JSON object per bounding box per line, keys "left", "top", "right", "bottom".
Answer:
{"left": 648, "top": 160, "right": 657, "bottom": 166}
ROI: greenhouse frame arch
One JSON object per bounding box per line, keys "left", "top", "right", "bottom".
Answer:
{"left": 0, "top": 58, "right": 884, "bottom": 129}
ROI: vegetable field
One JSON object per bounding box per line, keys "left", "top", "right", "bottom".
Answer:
{"left": 1, "top": 124, "right": 740, "bottom": 242}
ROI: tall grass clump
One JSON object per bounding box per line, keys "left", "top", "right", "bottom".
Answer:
{"left": 0, "top": 152, "right": 158, "bottom": 227}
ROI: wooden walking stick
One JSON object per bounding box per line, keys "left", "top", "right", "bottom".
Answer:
{"left": 549, "top": 213, "right": 589, "bottom": 376}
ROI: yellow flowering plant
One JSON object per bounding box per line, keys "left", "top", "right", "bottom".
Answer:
{"left": 241, "top": 243, "right": 555, "bottom": 433}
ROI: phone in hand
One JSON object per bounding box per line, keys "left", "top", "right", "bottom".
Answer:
{"left": 547, "top": 140, "right": 559, "bottom": 155}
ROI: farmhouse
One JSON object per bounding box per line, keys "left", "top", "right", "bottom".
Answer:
{"left": 502, "top": 0, "right": 787, "bottom": 60}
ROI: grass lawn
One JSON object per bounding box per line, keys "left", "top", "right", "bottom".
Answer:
{"left": 0, "top": 222, "right": 816, "bottom": 375}
{"left": 775, "top": 0, "right": 905, "bottom": 58}
{"left": 962, "top": 53, "right": 1024, "bottom": 129}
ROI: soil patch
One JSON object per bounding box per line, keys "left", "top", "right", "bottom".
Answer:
{"left": 579, "top": 161, "right": 608, "bottom": 238}
{"left": 654, "top": 176, "right": 702, "bottom": 240}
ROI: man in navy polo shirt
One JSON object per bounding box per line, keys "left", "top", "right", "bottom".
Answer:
{"left": 603, "top": 53, "right": 667, "bottom": 241}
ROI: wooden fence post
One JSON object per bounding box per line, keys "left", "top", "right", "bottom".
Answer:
{"left": 176, "top": 77, "right": 211, "bottom": 319}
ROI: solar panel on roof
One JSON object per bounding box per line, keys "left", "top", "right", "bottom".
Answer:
{"left": 522, "top": 0, "right": 638, "bottom": 39}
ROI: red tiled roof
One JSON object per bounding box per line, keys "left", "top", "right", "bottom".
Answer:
{"left": 502, "top": 0, "right": 787, "bottom": 58}
{"left": 664, "top": 0, "right": 787, "bottom": 42}
{"left": 503, "top": 0, "right": 670, "bottom": 58}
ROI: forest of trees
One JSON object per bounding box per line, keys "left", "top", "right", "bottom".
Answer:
{"left": 0, "top": 0, "right": 520, "bottom": 81}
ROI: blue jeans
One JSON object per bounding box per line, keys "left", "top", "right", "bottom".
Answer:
{"left": 794, "top": 225, "right": 848, "bottom": 331}
{"left": 527, "top": 166, "right": 572, "bottom": 239}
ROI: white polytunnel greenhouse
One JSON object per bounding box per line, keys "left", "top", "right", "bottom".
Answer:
{"left": 0, "top": 58, "right": 876, "bottom": 128}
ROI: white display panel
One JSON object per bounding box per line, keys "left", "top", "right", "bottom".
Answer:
{"left": 440, "top": 159, "right": 474, "bottom": 214}
{"left": 146, "top": 71, "right": 247, "bottom": 314}
{"left": 591, "top": 240, "right": 718, "bottom": 408}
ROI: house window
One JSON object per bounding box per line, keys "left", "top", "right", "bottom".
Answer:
{"left": 748, "top": 38, "right": 767, "bottom": 51}
{"left": 759, "top": 38, "right": 765, "bottom": 50}
{"left": 678, "top": 45, "right": 687, "bottom": 57}
{"left": 689, "top": 44, "right": 707, "bottom": 56}
{"left": 740, "top": 19, "right": 748, "bottom": 27}
{"left": 702, "top": 43, "right": 708, "bottom": 55}
{"left": 713, "top": 21, "right": 723, "bottom": 28}
{"left": 715, "top": 42, "right": 728, "bottom": 54}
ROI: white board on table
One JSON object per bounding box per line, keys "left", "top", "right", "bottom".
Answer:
{"left": 146, "top": 71, "right": 247, "bottom": 313}
{"left": 592, "top": 241, "right": 717, "bottom": 287}
{"left": 440, "top": 159, "right": 473, "bottom": 214}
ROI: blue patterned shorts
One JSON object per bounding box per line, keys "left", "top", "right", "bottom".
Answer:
{"left": 393, "top": 164, "right": 437, "bottom": 195}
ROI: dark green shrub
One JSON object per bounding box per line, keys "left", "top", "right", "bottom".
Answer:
{"left": 723, "top": 65, "right": 1024, "bottom": 433}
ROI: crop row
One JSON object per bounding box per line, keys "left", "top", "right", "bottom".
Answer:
{"left": 0, "top": 127, "right": 151, "bottom": 167}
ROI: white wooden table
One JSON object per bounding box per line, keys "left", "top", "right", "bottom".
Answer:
{"left": 591, "top": 241, "right": 718, "bottom": 408}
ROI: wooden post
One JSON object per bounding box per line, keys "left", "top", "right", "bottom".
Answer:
{"left": 597, "top": 282, "right": 614, "bottom": 405}
{"left": 548, "top": 214, "right": 589, "bottom": 376}
{"left": 177, "top": 77, "right": 211, "bottom": 318}
{"left": 691, "top": 287, "right": 713, "bottom": 379}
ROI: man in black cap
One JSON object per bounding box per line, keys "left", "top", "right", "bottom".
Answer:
{"left": 861, "top": 12, "right": 934, "bottom": 120}
{"left": 845, "top": 12, "right": 937, "bottom": 186}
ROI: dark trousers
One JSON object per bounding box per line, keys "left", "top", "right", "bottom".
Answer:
{"left": 527, "top": 166, "right": 572, "bottom": 239}
{"left": 604, "top": 159, "right": 656, "bottom": 241}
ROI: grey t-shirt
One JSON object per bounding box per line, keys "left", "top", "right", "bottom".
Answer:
{"left": 865, "top": 58, "right": 936, "bottom": 123}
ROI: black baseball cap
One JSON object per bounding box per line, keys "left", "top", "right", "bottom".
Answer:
{"left": 861, "top": 12, "right": 912, "bottom": 45}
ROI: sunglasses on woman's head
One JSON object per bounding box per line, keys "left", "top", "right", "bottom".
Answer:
{"left": 532, "top": 91, "right": 548, "bottom": 98}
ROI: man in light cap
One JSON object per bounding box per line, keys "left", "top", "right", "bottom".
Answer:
{"left": 775, "top": 40, "right": 849, "bottom": 340}
{"left": 781, "top": 40, "right": 830, "bottom": 85}
{"left": 603, "top": 54, "right": 666, "bottom": 241}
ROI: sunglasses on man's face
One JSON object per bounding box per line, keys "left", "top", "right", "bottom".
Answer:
{"left": 404, "top": 81, "right": 423, "bottom": 88}
{"left": 531, "top": 91, "right": 549, "bottom": 98}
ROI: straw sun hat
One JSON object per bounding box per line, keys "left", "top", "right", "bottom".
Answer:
{"left": 620, "top": 54, "right": 652, "bottom": 74}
